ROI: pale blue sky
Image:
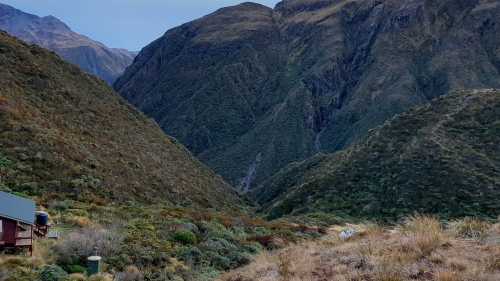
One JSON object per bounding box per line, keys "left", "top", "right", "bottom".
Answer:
{"left": 1, "top": 0, "right": 280, "bottom": 51}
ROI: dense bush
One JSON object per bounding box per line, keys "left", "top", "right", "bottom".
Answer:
{"left": 50, "top": 200, "right": 72, "bottom": 211}
{"left": 0, "top": 153, "right": 12, "bottom": 168}
{"left": 64, "top": 264, "right": 86, "bottom": 274}
{"left": 114, "top": 265, "right": 144, "bottom": 281}
{"left": 43, "top": 205, "right": 312, "bottom": 281}
{"left": 176, "top": 246, "right": 202, "bottom": 266}
{"left": 39, "top": 265, "right": 69, "bottom": 281}
{"left": 53, "top": 227, "right": 123, "bottom": 267}
{"left": 67, "top": 273, "right": 87, "bottom": 281}
{"left": 173, "top": 230, "right": 197, "bottom": 245}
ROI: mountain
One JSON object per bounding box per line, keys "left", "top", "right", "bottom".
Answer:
{"left": 115, "top": 0, "right": 500, "bottom": 191}
{"left": 253, "top": 89, "right": 500, "bottom": 220}
{"left": 0, "top": 31, "right": 242, "bottom": 211}
{"left": 0, "top": 2, "right": 135, "bottom": 84}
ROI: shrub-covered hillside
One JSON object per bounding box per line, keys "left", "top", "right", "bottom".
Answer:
{"left": 255, "top": 89, "right": 500, "bottom": 220}
{"left": 0, "top": 31, "right": 241, "bottom": 210}
{"left": 0, "top": 201, "right": 320, "bottom": 281}
{"left": 116, "top": 0, "right": 500, "bottom": 191}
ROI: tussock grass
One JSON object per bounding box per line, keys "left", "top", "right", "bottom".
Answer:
{"left": 448, "top": 217, "right": 491, "bottom": 240}
{"left": 219, "top": 215, "right": 500, "bottom": 281}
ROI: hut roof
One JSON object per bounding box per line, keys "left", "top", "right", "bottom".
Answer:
{"left": 0, "top": 191, "right": 35, "bottom": 225}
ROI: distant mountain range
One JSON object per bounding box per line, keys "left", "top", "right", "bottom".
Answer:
{"left": 0, "top": 31, "right": 241, "bottom": 211}
{"left": 0, "top": 2, "right": 136, "bottom": 84}
{"left": 2, "top": 0, "right": 497, "bottom": 221}
{"left": 115, "top": 0, "right": 500, "bottom": 192}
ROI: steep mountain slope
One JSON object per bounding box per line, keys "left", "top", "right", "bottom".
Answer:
{"left": 115, "top": 0, "right": 500, "bottom": 191}
{"left": 253, "top": 89, "right": 500, "bottom": 220}
{"left": 0, "top": 3, "right": 135, "bottom": 84}
{"left": 0, "top": 31, "right": 242, "bottom": 210}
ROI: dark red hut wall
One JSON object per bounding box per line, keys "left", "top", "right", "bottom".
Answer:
{"left": 0, "top": 218, "right": 17, "bottom": 245}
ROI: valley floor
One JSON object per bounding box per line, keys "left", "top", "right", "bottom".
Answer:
{"left": 219, "top": 216, "right": 500, "bottom": 281}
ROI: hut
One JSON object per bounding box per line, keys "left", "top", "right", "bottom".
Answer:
{"left": 0, "top": 191, "right": 49, "bottom": 255}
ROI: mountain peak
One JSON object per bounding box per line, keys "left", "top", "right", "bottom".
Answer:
{"left": 0, "top": 3, "right": 135, "bottom": 84}
{"left": 116, "top": 0, "right": 500, "bottom": 192}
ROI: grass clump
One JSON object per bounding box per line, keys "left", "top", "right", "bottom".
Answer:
{"left": 401, "top": 215, "right": 447, "bottom": 258}
{"left": 449, "top": 217, "right": 491, "bottom": 240}
{"left": 221, "top": 215, "right": 500, "bottom": 281}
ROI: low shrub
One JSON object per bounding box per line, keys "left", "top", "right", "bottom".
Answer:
{"left": 64, "top": 264, "right": 86, "bottom": 274}
{"left": 53, "top": 226, "right": 123, "bottom": 267}
{"left": 199, "top": 221, "right": 233, "bottom": 240}
{"left": 227, "top": 252, "right": 251, "bottom": 268}
{"left": 115, "top": 265, "right": 144, "bottom": 281}
{"left": 173, "top": 230, "right": 197, "bottom": 245}
{"left": 177, "top": 246, "right": 202, "bottom": 266}
{"left": 50, "top": 200, "right": 72, "bottom": 211}
{"left": 0, "top": 153, "right": 12, "bottom": 168}
{"left": 39, "top": 265, "right": 69, "bottom": 281}
{"left": 208, "top": 253, "right": 231, "bottom": 270}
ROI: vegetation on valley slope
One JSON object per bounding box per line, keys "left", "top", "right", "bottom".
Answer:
{"left": 115, "top": 0, "right": 500, "bottom": 190}
{"left": 255, "top": 90, "right": 500, "bottom": 221}
{"left": 0, "top": 31, "right": 241, "bottom": 211}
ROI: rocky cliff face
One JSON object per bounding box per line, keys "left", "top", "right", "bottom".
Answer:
{"left": 0, "top": 3, "right": 135, "bottom": 84}
{"left": 0, "top": 31, "right": 242, "bottom": 211}
{"left": 255, "top": 89, "right": 500, "bottom": 220}
{"left": 115, "top": 0, "right": 500, "bottom": 191}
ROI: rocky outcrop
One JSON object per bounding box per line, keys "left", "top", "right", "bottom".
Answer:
{"left": 115, "top": 0, "right": 500, "bottom": 191}
{"left": 0, "top": 3, "right": 135, "bottom": 84}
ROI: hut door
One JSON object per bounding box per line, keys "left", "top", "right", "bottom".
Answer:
{"left": 2, "top": 219, "right": 17, "bottom": 245}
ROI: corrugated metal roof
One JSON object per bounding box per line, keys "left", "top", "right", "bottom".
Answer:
{"left": 0, "top": 191, "right": 35, "bottom": 225}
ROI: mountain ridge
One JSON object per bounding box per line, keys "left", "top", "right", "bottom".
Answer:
{"left": 0, "top": 30, "right": 242, "bottom": 211}
{"left": 0, "top": 2, "right": 135, "bottom": 84}
{"left": 115, "top": 0, "right": 500, "bottom": 191}
{"left": 254, "top": 89, "right": 500, "bottom": 220}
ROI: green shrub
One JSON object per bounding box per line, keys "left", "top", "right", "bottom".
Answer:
{"left": 70, "top": 175, "right": 102, "bottom": 190}
{"left": 39, "top": 265, "right": 69, "bottom": 281}
{"left": 0, "top": 153, "right": 12, "bottom": 168}
{"left": 199, "top": 221, "right": 233, "bottom": 240}
{"left": 177, "top": 246, "right": 202, "bottom": 266}
{"left": 204, "top": 251, "right": 231, "bottom": 270}
{"left": 64, "top": 264, "right": 86, "bottom": 274}
{"left": 53, "top": 227, "right": 123, "bottom": 267}
{"left": 227, "top": 252, "right": 251, "bottom": 268}
{"left": 241, "top": 242, "right": 262, "bottom": 254}
{"left": 50, "top": 200, "right": 72, "bottom": 211}
{"left": 173, "top": 230, "right": 197, "bottom": 245}
{"left": 200, "top": 238, "right": 236, "bottom": 253}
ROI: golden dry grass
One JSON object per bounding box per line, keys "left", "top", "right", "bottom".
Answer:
{"left": 219, "top": 216, "right": 500, "bottom": 281}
